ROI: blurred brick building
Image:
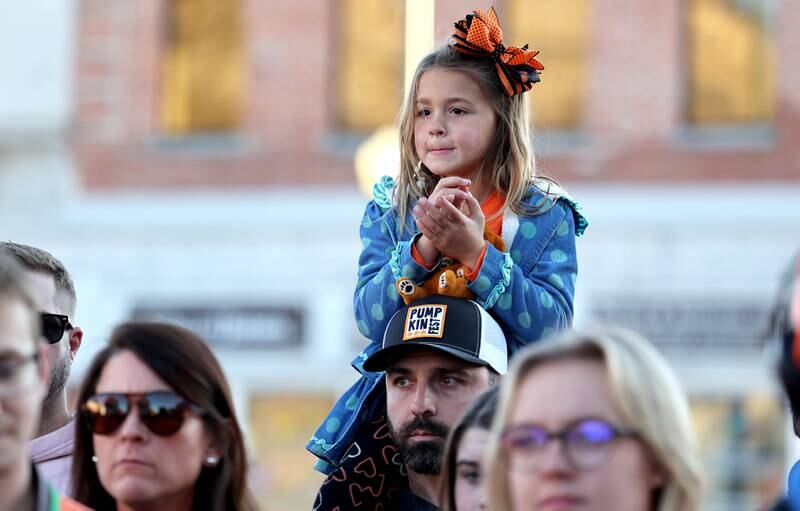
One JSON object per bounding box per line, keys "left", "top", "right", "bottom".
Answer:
{"left": 1, "top": 0, "right": 799, "bottom": 508}
{"left": 69, "top": 0, "right": 800, "bottom": 189}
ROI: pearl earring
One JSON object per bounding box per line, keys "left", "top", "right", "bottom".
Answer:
{"left": 91, "top": 455, "right": 98, "bottom": 463}
{"left": 205, "top": 455, "right": 220, "bottom": 467}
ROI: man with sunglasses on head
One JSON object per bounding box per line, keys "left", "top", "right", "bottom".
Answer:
{"left": 314, "top": 296, "right": 506, "bottom": 510}
{"left": 0, "top": 254, "right": 88, "bottom": 510}
{"left": 0, "top": 242, "right": 83, "bottom": 495}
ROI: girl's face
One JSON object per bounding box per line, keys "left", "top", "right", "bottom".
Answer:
{"left": 454, "top": 426, "right": 490, "bottom": 511}
{"left": 505, "top": 358, "right": 663, "bottom": 511}
{"left": 414, "top": 68, "right": 497, "bottom": 183}
{"left": 91, "top": 350, "right": 214, "bottom": 511}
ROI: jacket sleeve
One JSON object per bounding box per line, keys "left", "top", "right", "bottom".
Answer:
{"left": 468, "top": 199, "right": 581, "bottom": 354}
{"left": 353, "top": 200, "right": 435, "bottom": 342}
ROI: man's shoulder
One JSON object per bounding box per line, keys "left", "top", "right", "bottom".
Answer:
{"left": 29, "top": 419, "right": 76, "bottom": 461}
{"left": 395, "top": 488, "right": 439, "bottom": 511}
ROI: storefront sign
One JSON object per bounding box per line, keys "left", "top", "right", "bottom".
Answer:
{"left": 132, "top": 305, "right": 303, "bottom": 349}
{"left": 591, "top": 300, "right": 771, "bottom": 349}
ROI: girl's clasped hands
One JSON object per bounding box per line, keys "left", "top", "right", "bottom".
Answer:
{"left": 412, "top": 176, "right": 487, "bottom": 270}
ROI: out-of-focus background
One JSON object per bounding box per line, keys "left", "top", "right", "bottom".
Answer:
{"left": 0, "top": 0, "right": 798, "bottom": 508}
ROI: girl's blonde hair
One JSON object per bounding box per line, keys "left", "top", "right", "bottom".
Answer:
{"left": 485, "top": 324, "right": 703, "bottom": 511}
{"left": 394, "top": 45, "right": 542, "bottom": 233}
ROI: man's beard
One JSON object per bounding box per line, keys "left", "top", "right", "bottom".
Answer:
{"left": 45, "top": 352, "right": 71, "bottom": 402}
{"left": 389, "top": 416, "right": 449, "bottom": 475}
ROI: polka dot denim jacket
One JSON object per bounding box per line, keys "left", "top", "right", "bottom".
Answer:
{"left": 306, "top": 176, "right": 588, "bottom": 473}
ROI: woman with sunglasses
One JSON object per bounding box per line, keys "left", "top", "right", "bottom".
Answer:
{"left": 71, "top": 322, "right": 259, "bottom": 511}
{"left": 485, "top": 325, "right": 703, "bottom": 511}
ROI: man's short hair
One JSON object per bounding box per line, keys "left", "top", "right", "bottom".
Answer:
{"left": 0, "top": 242, "right": 76, "bottom": 314}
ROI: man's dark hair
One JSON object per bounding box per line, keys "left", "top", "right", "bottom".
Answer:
{"left": 771, "top": 252, "right": 800, "bottom": 435}
{"left": 0, "top": 242, "right": 77, "bottom": 314}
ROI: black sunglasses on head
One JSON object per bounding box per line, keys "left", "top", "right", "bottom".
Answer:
{"left": 82, "top": 391, "right": 206, "bottom": 437}
{"left": 40, "top": 313, "right": 72, "bottom": 344}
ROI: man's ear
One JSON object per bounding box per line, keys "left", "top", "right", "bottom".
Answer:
{"left": 68, "top": 327, "right": 83, "bottom": 360}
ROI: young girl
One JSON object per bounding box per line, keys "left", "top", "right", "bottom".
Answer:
{"left": 309, "top": 5, "right": 587, "bottom": 503}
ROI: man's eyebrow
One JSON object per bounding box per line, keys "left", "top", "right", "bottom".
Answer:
{"left": 385, "top": 367, "right": 412, "bottom": 376}
{"left": 432, "top": 367, "right": 474, "bottom": 378}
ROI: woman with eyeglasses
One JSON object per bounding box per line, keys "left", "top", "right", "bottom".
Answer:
{"left": 485, "top": 325, "right": 702, "bottom": 511}
{"left": 439, "top": 386, "right": 498, "bottom": 511}
{"left": 71, "top": 322, "right": 259, "bottom": 511}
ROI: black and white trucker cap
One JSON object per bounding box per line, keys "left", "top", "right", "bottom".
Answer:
{"left": 362, "top": 295, "right": 508, "bottom": 374}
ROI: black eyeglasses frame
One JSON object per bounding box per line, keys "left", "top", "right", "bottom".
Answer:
{"left": 40, "top": 313, "right": 73, "bottom": 344}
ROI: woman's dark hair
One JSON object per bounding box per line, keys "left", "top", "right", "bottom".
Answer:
{"left": 439, "top": 385, "right": 499, "bottom": 511}
{"left": 71, "top": 321, "right": 258, "bottom": 511}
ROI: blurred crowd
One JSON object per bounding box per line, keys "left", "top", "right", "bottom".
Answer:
{"left": 0, "top": 242, "right": 797, "bottom": 511}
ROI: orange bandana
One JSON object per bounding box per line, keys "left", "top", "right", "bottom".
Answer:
{"left": 451, "top": 7, "right": 544, "bottom": 97}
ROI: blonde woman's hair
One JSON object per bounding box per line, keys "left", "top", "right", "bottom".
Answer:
{"left": 394, "top": 45, "right": 548, "bottom": 234}
{"left": 485, "top": 324, "right": 703, "bottom": 511}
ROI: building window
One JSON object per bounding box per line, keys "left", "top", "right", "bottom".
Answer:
{"left": 335, "top": 0, "right": 404, "bottom": 133}
{"left": 686, "top": 0, "right": 776, "bottom": 125}
{"left": 161, "top": 0, "right": 244, "bottom": 135}
{"left": 505, "top": 0, "right": 588, "bottom": 130}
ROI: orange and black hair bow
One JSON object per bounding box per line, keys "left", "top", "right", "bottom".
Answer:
{"left": 450, "top": 7, "right": 544, "bottom": 97}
